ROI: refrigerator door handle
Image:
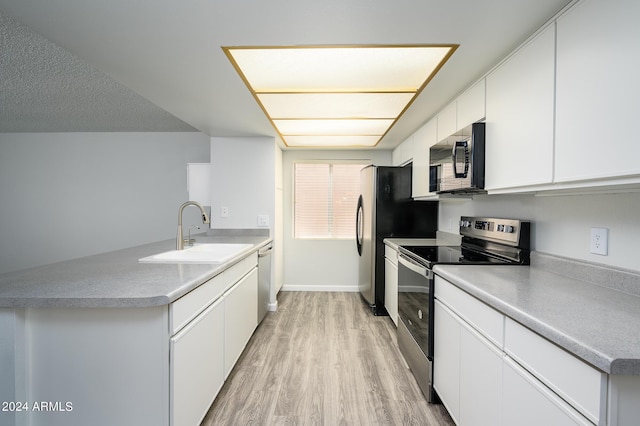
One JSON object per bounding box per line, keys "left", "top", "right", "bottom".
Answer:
{"left": 356, "top": 195, "right": 364, "bottom": 256}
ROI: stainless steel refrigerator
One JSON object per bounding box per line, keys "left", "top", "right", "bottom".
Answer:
{"left": 356, "top": 165, "right": 438, "bottom": 315}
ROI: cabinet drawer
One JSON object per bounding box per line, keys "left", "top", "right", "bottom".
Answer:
{"left": 503, "top": 356, "right": 593, "bottom": 426}
{"left": 224, "top": 253, "right": 257, "bottom": 286}
{"left": 384, "top": 245, "right": 398, "bottom": 265}
{"left": 434, "top": 276, "right": 504, "bottom": 347}
{"left": 171, "top": 273, "right": 227, "bottom": 335}
{"left": 170, "top": 252, "right": 258, "bottom": 335}
{"left": 505, "top": 318, "right": 606, "bottom": 425}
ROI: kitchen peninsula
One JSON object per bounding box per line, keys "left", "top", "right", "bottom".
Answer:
{"left": 0, "top": 232, "right": 271, "bottom": 426}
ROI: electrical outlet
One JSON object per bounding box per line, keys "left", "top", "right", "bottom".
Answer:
{"left": 220, "top": 206, "right": 229, "bottom": 218}
{"left": 590, "top": 228, "right": 608, "bottom": 256}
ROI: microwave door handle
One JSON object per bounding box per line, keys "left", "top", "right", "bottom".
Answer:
{"left": 452, "top": 141, "right": 470, "bottom": 178}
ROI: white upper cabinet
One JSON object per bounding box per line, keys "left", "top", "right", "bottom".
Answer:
{"left": 408, "top": 80, "right": 484, "bottom": 198}
{"left": 412, "top": 118, "right": 437, "bottom": 198}
{"left": 457, "top": 79, "right": 486, "bottom": 131}
{"left": 485, "top": 24, "right": 556, "bottom": 191}
{"left": 392, "top": 134, "right": 414, "bottom": 166}
{"left": 555, "top": 0, "right": 640, "bottom": 183}
{"left": 437, "top": 80, "right": 486, "bottom": 144}
{"left": 437, "top": 101, "right": 457, "bottom": 142}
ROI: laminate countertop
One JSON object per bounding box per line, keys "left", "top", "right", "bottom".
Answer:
{"left": 434, "top": 252, "right": 640, "bottom": 376}
{"left": 0, "top": 233, "right": 271, "bottom": 309}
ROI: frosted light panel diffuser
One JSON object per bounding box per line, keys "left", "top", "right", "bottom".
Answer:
{"left": 274, "top": 119, "right": 393, "bottom": 135}
{"left": 283, "top": 135, "right": 381, "bottom": 147}
{"left": 224, "top": 44, "right": 458, "bottom": 147}
{"left": 229, "top": 47, "right": 453, "bottom": 91}
{"left": 257, "top": 93, "right": 415, "bottom": 119}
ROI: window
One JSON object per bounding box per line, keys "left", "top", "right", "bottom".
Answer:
{"left": 294, "top": 162, "right": 367, "bottom": 239}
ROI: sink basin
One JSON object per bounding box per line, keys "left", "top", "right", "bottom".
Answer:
{"left": 139, "top": 243, "right": 252, "bottom": 264}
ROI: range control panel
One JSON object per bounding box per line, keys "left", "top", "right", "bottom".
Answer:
{"left": 459, "top": 216, "right": 530, "bottom": 247}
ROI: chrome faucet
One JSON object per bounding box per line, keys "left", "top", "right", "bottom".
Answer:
{"left": 176, "top": 201, "right": 210, "bottom": 250}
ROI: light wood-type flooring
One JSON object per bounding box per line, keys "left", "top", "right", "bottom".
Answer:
{"left": 201, "top": 291, "right": 454, "bottom": 425}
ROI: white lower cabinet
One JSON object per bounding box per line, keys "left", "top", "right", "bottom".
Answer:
{"left": 170, "top": 255, "right": 258, "bottom": 425}
{"left": 504, "top": 317, "right": 606, "bottom": 424}
{"left": 434, "top": 300, "right": 461, "bottom": 423}
{"left": 434, "top": 297, "right": 501, "bottom": 426}
{"left": 384, "top": 245, "right": 398, "bottom": 326}
{"left": 459, "top": 324, "right": 502, "bottom": 426}
{"left": 224, "top": 267, "right": 258, "bottom": 377}
{"left": 171, "top": 297, "right": 225, "bottom": 426}
{"left": 502, "top": 356, "right": 592, "bottom": 426}
{"left": 434, "top": 275, "right": 604, "bottom": 426}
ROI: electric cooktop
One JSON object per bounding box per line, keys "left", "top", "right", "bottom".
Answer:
{"left": 399, "top": 216, "right": 531, "bottom": 268}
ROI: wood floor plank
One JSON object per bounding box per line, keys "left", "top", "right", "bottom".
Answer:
{"left": 201, "top": 292, "right": 454, "bottom": 426}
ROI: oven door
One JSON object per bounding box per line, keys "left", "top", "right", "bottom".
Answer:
{"left": 397, "top": 253, "right": 436, "bottom": 402}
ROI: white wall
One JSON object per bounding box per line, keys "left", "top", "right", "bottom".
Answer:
{"left": 282, "top": 149, "right": 392, "bottom": 291}
{"left": 0, "top": 132, "right": 210, "bottom": 275}
{"left": 274, "top": 142, "right": 284, "bottom": 297}
{"left": 209, "top": 136, "right": 284, "bottom": 308}
{"left": 210, "top": 137, "right": 276, "bottom": 232}
{"left": 439, "top": 192, "right": 640, "bottom": 270}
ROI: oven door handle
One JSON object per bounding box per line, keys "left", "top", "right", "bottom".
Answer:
{"left": 398, "top": 253, "right": 432, "bottom": 279}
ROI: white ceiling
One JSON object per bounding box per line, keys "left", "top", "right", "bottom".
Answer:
{"left": 0, "top": 0, "right": 572, "bottom": 149}
{"left": 0, "top": 12, "right": 197, "bottom": 132}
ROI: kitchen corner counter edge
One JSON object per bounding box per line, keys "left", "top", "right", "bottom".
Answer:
{"left": 433, "top": 252, "right": 640, "bottom": 376}
{"left": 0, "top": 231, "right": 272, "bottom": 309}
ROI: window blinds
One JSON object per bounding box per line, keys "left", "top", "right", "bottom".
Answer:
{"left": 294, "top": 163, "right": 365, "bottom": 239}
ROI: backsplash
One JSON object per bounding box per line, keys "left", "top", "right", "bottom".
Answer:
{"left": 531, "top": 252, "right": 640, "bottom": 297}
{"left": 438, "top": 192, "right": 640, "bottom": 272}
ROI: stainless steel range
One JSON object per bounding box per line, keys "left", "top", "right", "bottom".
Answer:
{"left": 396, "top": 216, "right": 531, "bottom": 402}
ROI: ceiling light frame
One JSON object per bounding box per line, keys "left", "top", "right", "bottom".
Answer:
{"left": 223, "top": 44, "right": 458, "bottom": 148}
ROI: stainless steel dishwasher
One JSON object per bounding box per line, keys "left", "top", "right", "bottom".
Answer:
{"left": 257, "top": 243, "right": 272, "bottom": 323}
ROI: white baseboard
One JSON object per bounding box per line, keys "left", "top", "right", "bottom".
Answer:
{"left": 281, "top": 284, "right": 360, "bottom": 292}
{"left": 267, "top": 301, "right": 278, "bottom": 312}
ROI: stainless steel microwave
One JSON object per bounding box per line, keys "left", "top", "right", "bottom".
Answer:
{"left": 429, "top": 122, "right": 485, "bottom": 193}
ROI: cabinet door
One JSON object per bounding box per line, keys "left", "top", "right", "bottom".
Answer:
{"left": 437, "top": 101, "right": 457, "bottom": 142}
{"left": 485, "top": 24, "right": 555, "bottom": 191}
{"left": 412, "top": 118, "right": 437, "bottom": 198}
{"left": 505, "top": 318, "right": 605, "bottom": 424}
{"left": 555, "top": 0, "right": 640, "bottom": 182}
{"left": 224, "top": 267, "right": 258, "bottom": 377}
{"left": 459, "top": 323, "right": 503, "bottom": 426}
{"left": 392, "top": 134, "right": 414, "bottom": 166}
{"left": 171, "top": 297, "right": 225, "bottom": 426}
{"left": 384, "top": 257, "right": 398, "bottom": 326}
{"left": 502, "top": 357, "right": 592, "bottom": 426}
{"left": 434, "top": 300, "right": 461, "bottom": 424}
{"left": 457, "top": 79, "right": 486, "bottom": 130}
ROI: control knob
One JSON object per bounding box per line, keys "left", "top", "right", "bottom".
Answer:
{"left": 460, "top": 220, "right": 471, "bottom": 228}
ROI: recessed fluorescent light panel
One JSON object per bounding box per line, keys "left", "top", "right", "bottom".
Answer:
{"left": 223, "top": 45, "right": 458, "bottom": 148}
